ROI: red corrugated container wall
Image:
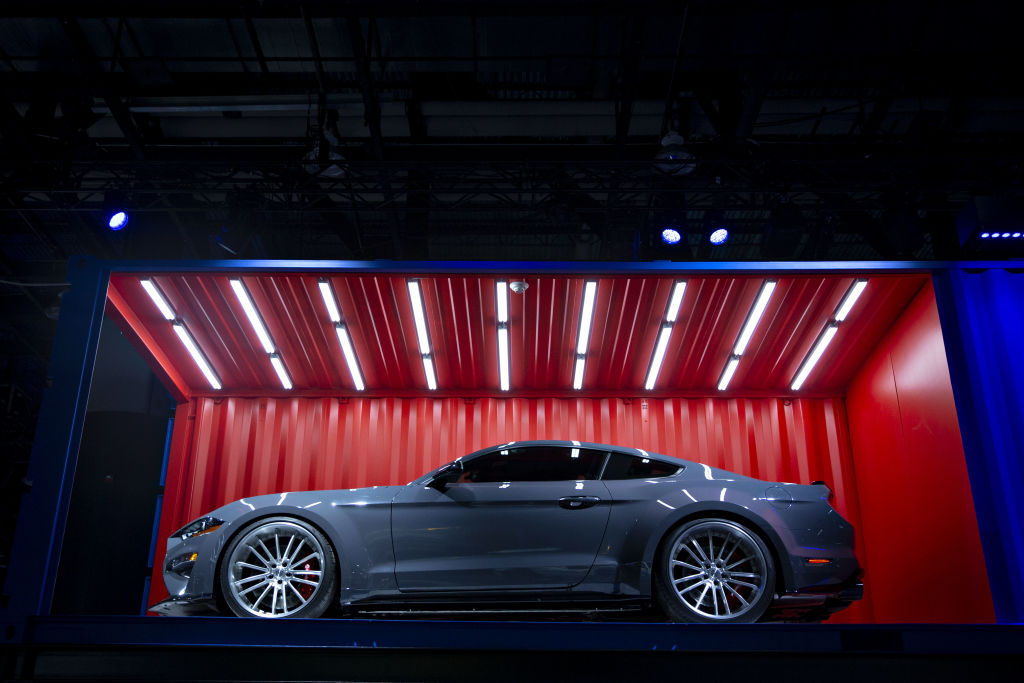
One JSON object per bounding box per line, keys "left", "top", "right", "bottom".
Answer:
{"left": 150, "top": 396, "right": 870, "bottom": 622}
{"left": 846, "top": 284, "right": 994, "bottom": 622}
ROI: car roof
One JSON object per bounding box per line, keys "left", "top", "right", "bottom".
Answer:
{"left": 463, "top": 440, "right": 686, "bottom": 465}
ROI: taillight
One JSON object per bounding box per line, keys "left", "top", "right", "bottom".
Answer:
{"left": 812, "top": 480, "right": 835, "bottom": 506}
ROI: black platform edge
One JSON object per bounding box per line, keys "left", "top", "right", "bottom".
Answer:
{"left": 4, "top": 615, "right": 1023, "bottom": 654}
{"left": 1, "top": 618, "right": 1022, "bottom": 682}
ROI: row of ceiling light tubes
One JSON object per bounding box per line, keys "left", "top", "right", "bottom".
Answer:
{"left": 139, "top": 276, "right": 868, "bottom": 393}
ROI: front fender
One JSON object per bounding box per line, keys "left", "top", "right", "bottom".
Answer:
{"left": 170, "top": 492, "right": 396, "bottom": 606}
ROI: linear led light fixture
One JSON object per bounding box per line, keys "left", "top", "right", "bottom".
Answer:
{"left": 318, "top": 278, "right": 342, "bottom": 323}
{"left": 230, "top": 278, "right": 275, "bottom": 354}
{"left": 319, "top": 278, "right": 365, "bottom": 391}
{"left": 141, "top": 278, "right": 221, "bottom": 391}
{"left": 140, "top": 279, "right": 176, "bottom": 320}
{"left": 645, "top": 281, "right": 687, "bottom": 391}
{"left": 717, "top": 279, "right": 777, "bottom": 391}
{"left": 733, "top": 280, "right": 777, "bottom": 356}
{"left": 335, "top": 324, "right": 365, "bottom": 391}
{"left": 790, "top": 279, "right": 868, "bottom": 391}
{"left": 496, "top": 280, "right": 510, "bottom": 391}
{"left": 269, "top": 353, "right": 293, "bottom": 390}
{"left": 717, "top": 357, "right": 741, "bottom": 392}
{"left": 407, "top": 280, "right": 438, "bottom": 390}
{"left": 173, "top": 323, "right": 222, "bottom": 390}
{"left": 573, "top": 281, "right": 598, "bottom": 390}
{"left": 230, "top": 278, "right": 293, "bottom": 390}
{"left": 834, "top": 278, "right": 868, "bottom": 322}
{"left": 790, "top": 324, "right": 838, "bottom": 391}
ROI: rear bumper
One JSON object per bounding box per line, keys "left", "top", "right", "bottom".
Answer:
{"left": 767, "top": 570, "right": 864, "bottom": 622}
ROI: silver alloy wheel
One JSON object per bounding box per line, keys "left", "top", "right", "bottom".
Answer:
{"left": 667, "top": 520, "right": 768, "bottom": 620}
{"left": 226, "top": 520, "right": 326, "bottom": 618}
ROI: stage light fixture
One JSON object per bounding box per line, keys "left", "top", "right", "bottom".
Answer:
{"left": 107, "top": 211, "right": 129, "bottom": 231}
{"left": 661, "top": 227, "right": 682, "bottom": 245}
{"left": 709, "top": 228, "right": 729, "bottom": 245}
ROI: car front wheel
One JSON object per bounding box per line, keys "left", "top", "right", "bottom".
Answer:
{"left": 219, "top": 516, "right": 337, "bottom": 618}
{"left": 655, "top": 518, "right": 775, "bottom": 623}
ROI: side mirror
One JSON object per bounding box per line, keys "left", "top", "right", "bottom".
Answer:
{"left": 427, "top": 460, "right": 464, "bottom": 491}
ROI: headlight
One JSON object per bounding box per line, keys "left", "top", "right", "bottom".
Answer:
{"left": 172, "top": 516, "right": 225, "bottom": 540}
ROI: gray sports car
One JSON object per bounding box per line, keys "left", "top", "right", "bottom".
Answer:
{"left": 153, "top": 440, "right": 863, "bottom": 623}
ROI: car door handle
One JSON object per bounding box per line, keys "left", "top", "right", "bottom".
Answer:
{"left": 558, "top": 496, "right": 601, "bottom": 510}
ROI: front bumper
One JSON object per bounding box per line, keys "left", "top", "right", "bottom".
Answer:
{"left": 148, "top": 593, "right": 221, "bottom": 616}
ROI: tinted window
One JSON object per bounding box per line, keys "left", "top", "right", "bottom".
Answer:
{"left": 460, "top": 446, "right": 607, "bottom": 483}
{"left": 601, "top": 452, "right": 680, "bottom": 480}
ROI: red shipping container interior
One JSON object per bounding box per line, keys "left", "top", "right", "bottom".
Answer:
{"left": 106, "top": 270, "right": 994, "bottom": 623}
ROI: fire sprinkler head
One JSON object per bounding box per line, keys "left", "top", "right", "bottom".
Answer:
{"left": 509, "top": 281, "right": 529, "bottom": 294}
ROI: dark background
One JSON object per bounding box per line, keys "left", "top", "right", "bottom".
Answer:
{"left": 2, "top": 0, "right": 1023, "bottom": 604}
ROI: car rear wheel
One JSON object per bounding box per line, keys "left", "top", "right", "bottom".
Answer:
{"left": 219, "top": 516, "right": 337, "bottom": 618}
{"left": 655, "top": 518, "right": 775, "bottom": 623}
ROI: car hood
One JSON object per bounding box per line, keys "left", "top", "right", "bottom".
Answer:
{"left": 201, "top": 485, "right": 409, "bottom": 525}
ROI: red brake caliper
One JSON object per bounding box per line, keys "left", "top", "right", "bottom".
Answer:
{"left": 299, "top": 562, "right": 314, "bottom": 599}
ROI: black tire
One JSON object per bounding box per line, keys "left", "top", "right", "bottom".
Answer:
{"left": 218, "top": 516, "right": 337, "bottom": 618}
{"left": 654, "top": 518, "right": 775, "bottom": 623}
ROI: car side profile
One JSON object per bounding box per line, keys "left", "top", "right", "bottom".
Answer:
{"left": 153, "top": 440, "right": 863, "bottom": 623}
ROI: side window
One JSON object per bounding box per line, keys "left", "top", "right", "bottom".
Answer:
{"left": 601, "top": 452, "right": 681, "bottom": 480}
{"left": 461, "top": 446, "right": 607, "bottom": 483}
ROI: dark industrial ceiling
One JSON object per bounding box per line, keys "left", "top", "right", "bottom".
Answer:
{"left": 1, "top": 1, "right": 1023, "bottom": 575}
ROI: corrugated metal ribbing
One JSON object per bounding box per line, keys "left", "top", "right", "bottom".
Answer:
{"left": 110, "top": 272, "right": 929, "bottom": 396}
{"left": 171, "top": 396, "right": 857, "bottom": 513}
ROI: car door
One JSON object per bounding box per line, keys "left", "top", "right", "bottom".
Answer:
{"left": 390, "top": 445, "right": 612, "bottom": 591}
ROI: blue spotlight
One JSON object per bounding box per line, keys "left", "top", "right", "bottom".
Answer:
{"left": 709, "top": 228, "right": 729, "bottom": 245}
{"left": 661, "top": 227, "right": 682, "bottom": 245}
{"left": 1002, "top": 233, "right": 1011, "bottom": 238}
{"left": 980, "top": 232, "right": 991, "bottom": 238}
{"left": 107, "top": 211, "right": 129, "bottom": 231}
{"left": 1015, "top": 232, "right": 1022, "bottom": 238}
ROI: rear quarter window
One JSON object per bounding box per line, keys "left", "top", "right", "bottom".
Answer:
{"left": 602, "top": 452, "right": 682, "bottom": 480}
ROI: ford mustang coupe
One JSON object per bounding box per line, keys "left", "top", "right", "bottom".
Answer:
{"left": 153, "top": 440, "right": 863, "bottom": 623}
